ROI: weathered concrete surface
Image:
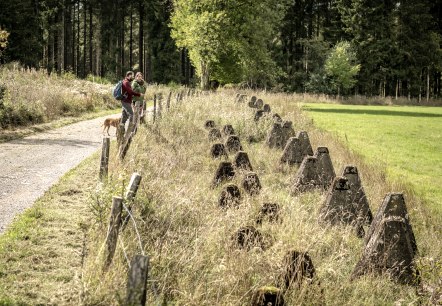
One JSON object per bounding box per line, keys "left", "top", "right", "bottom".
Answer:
{"left": 319, "top": 176, "right": 365, "bottom": 237}
{"left": 281, "top": 250, "right": 315, "bottom": 289}
{"left": 213, "top": 162, "right": 235, "bottom": 187}
{"left": 218, "top": 184, "right": 241, "bottom": 208}
{"left": 256, "top": 203, "right": 280, "bottom": 225}
{"left": 233, "top": 151, "right": 253, "bottom": 171}
{"left": 342, "top": 165, "right": 373, "bottom": 225}
{"left": 210, "top": 143, "right": 227, "bottom": 159}
{"left": 242, "top": 172, "right": 262, "bottom": 195}
{"left": 280, "top": 131, "right": 313, "bottom": 165}
{"left": 352, "top": 193, "right": 419, "bottom": 285}
{"left": 208, "top": 128, "right": 222, "bottom": 141}
{"left": 292, "top": 147, "right": 335, "bottom": 193}
{"left": 225, "top": 135, "right": 243, "bottom": 153}
{"left": 222, "top": 124, "right": 235, "bottom": 137}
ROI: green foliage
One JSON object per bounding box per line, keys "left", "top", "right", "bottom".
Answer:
{"left": 0, "top": 28, "right": 9, "bottom": 60}
{"left": 324, "top": 41, "right": 360, "bottom": 96}
{"left": 170, "top": 0, "right": 289, "bottom": 88}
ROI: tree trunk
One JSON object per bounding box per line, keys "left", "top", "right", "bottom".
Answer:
{"left": 76, "top": 1, "right": 80, "bottom": 76}
{"left": 201, "top": 61, "right": 210, "bottom": 90}
{"left": 395, "top": 79, "right": 398, "bottom": 100}
{"left": 426, "top": 67, "right": 430, "bottom": 102}
{"left": 138, "top": 1, "right": 144, "bottom": 75}
{"left": 89, "top": 3, "right": 93, "bottom": 75}
{"left": 83, "top": 0, "right": 87, "bottom": 77}
{"left": 129, "top": 4, "right": 133, "bottom": 69}
{"left": 72, "top": 3, "right": 76, "bottom": 74}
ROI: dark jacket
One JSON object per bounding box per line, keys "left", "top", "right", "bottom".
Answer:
{"left": 122, "top": 77, "right": 140, "bottom": 104}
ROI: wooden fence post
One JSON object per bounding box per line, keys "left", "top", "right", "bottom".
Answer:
{"left": 104, "top": 196, "right": 123, "bottom": 269}
{"left": 119, "top": 121, "right": 136, "bottom": 160}
{"left": 99, "top": 137, "right": 110, "bottom": 181}
{"left": 153, "top": 94, "right": 157, "bottom": 123}
{"left": 157, "top": 93, "right": 163, "bottom": 118}
{"left": 126, "top": 255, "right": 149, "bottom": 306}
{"left": 126, "top": 173, "right": 142, "bottom": 202}
{"left": 166, "top": 91, "right": 172, "bottom": 110}
{"left": 117, "top": 124, "right": 125, "bottom": 147}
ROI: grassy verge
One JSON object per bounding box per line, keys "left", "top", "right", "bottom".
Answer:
{"left": 80, "top": 91, "right": 440, "bottom": 304}
{"left": 0, "top": 92, "right": 440, "bottom": 305}
{"left": 0, "top": 153, "right": 100, "bottom": 305}
{"left": 301, "top": 103, "right": 442, "bottom": 214}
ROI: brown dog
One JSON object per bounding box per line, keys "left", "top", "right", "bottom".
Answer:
{"left": 101, "top": 116, "right": 121, "bottom": 136}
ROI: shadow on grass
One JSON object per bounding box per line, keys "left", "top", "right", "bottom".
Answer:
{"left": 302, "top": 107, "right": 442, "bottom": 118}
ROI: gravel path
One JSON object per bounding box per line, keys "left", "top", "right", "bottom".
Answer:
{"left": 0, "top": 114, "right": 119, "bottom": 233}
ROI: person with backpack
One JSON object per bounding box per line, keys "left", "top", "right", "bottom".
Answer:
{"left": 120, "top": 71, "right": 143, "bottom": 126}
{"left": 131, "top": 71, "right": 147, "bottom": 123}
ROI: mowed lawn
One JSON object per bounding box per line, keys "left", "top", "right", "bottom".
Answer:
{"left": 301, "top": 103, "right": 442, "bottom": 213}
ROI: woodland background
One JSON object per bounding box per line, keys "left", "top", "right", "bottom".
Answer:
{"left": 0, "top": 0, "right": 441, "bottom": 97}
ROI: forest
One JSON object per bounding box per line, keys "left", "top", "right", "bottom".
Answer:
{"left": 0, "top": 0, "right": 441, "bottom": 98}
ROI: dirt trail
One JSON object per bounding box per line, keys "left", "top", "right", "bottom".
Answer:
{"left": 0, "top": 114, "right": 119, "bottom": 233}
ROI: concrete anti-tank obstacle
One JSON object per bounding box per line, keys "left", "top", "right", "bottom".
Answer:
{"left": 233, "top": 151, "right": 253, "bottom": 171}
{"left": 210, "top": 143, "right": 227, "bottom": 159}
{"left": 280, "top": 250, "right": 315, "bottom": 290}
{"left": 263, "top": 104, "right": 271, "bottom": 113}
{"left": 251, "top": 287, "right": 284, "bottom": 306}
{"left": 242, "top": 172, "right": 262, "bottom": 195}
{"left": 266, "top": 123, "right": 284, "bottom": 149}
{"left": 273, "top": 113, "right": 283, "bottom": 123}
{"left": 342, "top": 165, "right": 373, "bottom": 225}
{"left": 213, "top": 162, "right": 235, "bottom": 187}
{"left": 254, "top": 110, "right": 265, "bottom": 121}
{"left": 218, "top": 184, "right": 241, "bottom": 208}
{"left": 208, "top": 128, "right": 222, "bottom": 141}
{"left": 315, "top": 147, "right": 335, "bottom": 189}
{"left": 255, "top": 98, "right": 264, "bottom": 109}
{"left": 204, "top": 120, "right": 215, "bottom": 129}
{"left": 351, "top": 193, "right": 419, "bottom": 285}
{"left": 292, "top": 156, "right": 319, "bottom": 193}
{"left": 248, "top": 96, "right": 258, "bottom": 108}
{"left": 222, "top": 124, "right": 235, "bottom": 137}
{"left": 280, "top": 131, "right": 313, "bottom": 165}
{"left": 319, "top": 177, "right": 365, "bottom": 238}
{"left": 235, "top": 94, "right": 248, "bottom": 103}
{"left": 281, "top": 121, "right": 295, "bottom": 146}
{"left": 291, "top": 147, "right": 335, "bottom": 193}
{"left": 225, "top": 135, "right": 243, "bottom": 153}
{"left": 256, "top": 203, "right": 280, "bottom": 225}
{"left": 231, "top": 226, "right": 265, "bottom": 251}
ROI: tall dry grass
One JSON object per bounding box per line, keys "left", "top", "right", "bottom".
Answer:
{"left": 0, "top": 63, "right": 117, "bottom": 128}
{"left": 82, "top": 90, "right": 441, "bottom": 305}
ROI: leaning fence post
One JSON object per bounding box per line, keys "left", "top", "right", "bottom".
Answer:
{"left": 117, "top": 124, "right": 125, "bottom": 147}
{"left": 119, "top": 120, "right": 135, "bottom": 160}
{"left": 104, "top": 196, "right": 123, "bottom": 269}
{"left": 126, "top": 173, "right": 142, "bottom": 202}
{"left": 99, "top": 136, "right": 110, "bottom": 181}
{"left": 126, "top": 255, "right": 149, "bottom": 306}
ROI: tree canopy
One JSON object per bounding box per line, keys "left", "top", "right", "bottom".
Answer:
{"left": 0, "top": 0, "right": 440, "bottom": 98}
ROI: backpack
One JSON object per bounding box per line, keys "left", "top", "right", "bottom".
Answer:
{"left": 112, "top": 80, "right": 127, "bottom": 100}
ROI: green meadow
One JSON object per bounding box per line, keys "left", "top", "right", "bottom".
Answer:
{"left": 301, "top": 103, "right": 442, "bottom": 213}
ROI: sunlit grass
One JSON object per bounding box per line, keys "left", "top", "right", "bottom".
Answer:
{"left": 301, "top": 103, "right": 442, "bottom": 213}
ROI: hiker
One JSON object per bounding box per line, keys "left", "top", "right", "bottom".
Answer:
{"left": 131, "top": 71, "right": 147, "bottom": 123}
{"left": 121, "top": 71, "right": 143, "bottom": 126}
